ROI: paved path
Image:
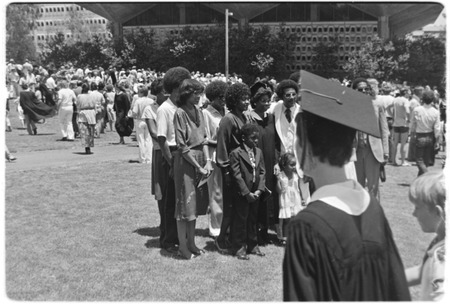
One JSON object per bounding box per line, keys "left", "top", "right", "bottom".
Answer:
{"left": 5, "top": 143, "right": 141, "bottom": 171}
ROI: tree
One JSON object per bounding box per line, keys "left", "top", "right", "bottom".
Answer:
{"left": 405, "top": 35, "right": 446, "bottom": 91}
{"left": 6, "top": 3, "right": 41, "bottom": 62}
{"left": 311, "top": 37, "right": 341, "bottom": 79}
{"left": 343, "top": 36, "right": 409, "bottom": 81}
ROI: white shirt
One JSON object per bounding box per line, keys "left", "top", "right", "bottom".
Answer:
{"left": 143, "top": 103, "right": 160, "bottom": 150}
{"left": 58, "top": 88, "right": 76, "bottom": 108}
{"left": 156, "top": 98, "right": 177, "bottom": 146}
{"left": 411, "top": 104, "right": 440, "bottom": 137}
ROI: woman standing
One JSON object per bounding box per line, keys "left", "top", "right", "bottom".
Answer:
{"left": 247, "top": 82, "right": 280, "bottom": 245}
{"left": 77, "top": 83, "right": 96, "bottom": 154}
{"left": 56, "top": 80, "right": 77, "bottom": 141}
{"left": 215, "top": 82, "right": 251, "bottom": 253}
{"left": 114, "top": 80, "right": 133, "bottom": 144}
{"left": 173, "top": 79, "right": 212, "bottom": 259}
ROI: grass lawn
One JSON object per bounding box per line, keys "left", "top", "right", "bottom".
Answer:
{"left": 4, "top": 108, "right": 445, "bottom": 301}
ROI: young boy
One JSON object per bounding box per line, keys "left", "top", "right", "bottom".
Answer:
{"left": 405, "top": 171, "right": 445, "bottom": 301}
{"left": 229, "top": 123, "right": 266, "bottom": 260}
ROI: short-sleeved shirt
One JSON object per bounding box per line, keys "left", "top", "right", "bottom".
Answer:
{"left": 143, "top": 103, "right": 160, "bottom": 150}
{"left": 156, "top": 98, "right": 177, "bottom": 146}
{"left": 58, "top": 88, "right": 77, "bottom": 108}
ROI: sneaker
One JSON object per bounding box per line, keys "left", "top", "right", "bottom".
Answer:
{"left": 401, "top": 162, "right": 411, "bottom": 167}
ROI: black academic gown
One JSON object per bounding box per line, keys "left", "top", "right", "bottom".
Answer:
{"left": 19, "top": 90, "right": 56, "bottom": 122}
{"left": 283, "top": 198, "right": 411, "bottom": 301}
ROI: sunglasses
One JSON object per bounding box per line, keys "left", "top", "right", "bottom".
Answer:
{"left": 357, "top": 87, "right": 371, "bottom": 93}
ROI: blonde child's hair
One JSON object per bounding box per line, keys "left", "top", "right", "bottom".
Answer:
{"left": 409, "top": 171, "right": 446, "bottom": 212}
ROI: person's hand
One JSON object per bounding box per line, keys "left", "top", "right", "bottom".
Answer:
{"left": 224, "top": 171, "right": 232, "bottom": 186}
{"left": 203, "top": 161, "right": 213, "bottom": 175}
{"left": 246, "top": 193, "right": 257, "bottom": 203}
{"left": 197, "top": 167, "right": 208, "bottom": 176}
{"left": 435, "top": 142, "right": 440, "bottom": 151}
{"left": 273, "top": 163, "right": 280, "bottom": 176}
{"left": 382, "top": 153, "right": 389, "bottom": 166}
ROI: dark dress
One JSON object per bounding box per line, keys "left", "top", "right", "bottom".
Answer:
{"left": 19, "top": 90, "right": 56, "bottom": 121}
{"left": 113, "top": 91, "right": 133, "bottom": 137}
{"left": 248, "top": 111, "right": 281, "bottom": 239}
{"left": 283, "top": 198, "right": 411, "bottom": 301}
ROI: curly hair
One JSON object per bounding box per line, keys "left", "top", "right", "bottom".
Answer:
{"left": 250, "top": 87, "right": 272, "bottom": 108}
{"left": 163, "top": 66, "right": 191, "bottom": 94}
{"left": 225, "top": 82, "right": 250, "bottom": 111}
{"left": 205, "top": 80, "right": 228, "bottom": 102}
{"left": 241, "top": 122, "right": 260, "bottom": 138}
{"left": 179, "top": 79, "right": 204, "bottom": 106}
{"left": 276, "top": 79, "right": 298, "bottom": 99}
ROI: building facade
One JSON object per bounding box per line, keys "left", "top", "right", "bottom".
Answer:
{"left": 32, "top": 3, "right": 110, "bottom": 52}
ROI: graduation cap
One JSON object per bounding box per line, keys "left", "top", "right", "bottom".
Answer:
{"left": 299, "top": 70, "right": 380, "bottom": 138}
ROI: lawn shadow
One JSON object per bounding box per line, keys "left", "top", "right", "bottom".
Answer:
{"left": 134, "top": 226, "right": 160, "bottom": 237}
{"left": 398, "top": 183, "right": 411, "bottom": 187}
{"left": 72, "top": 152, "right": 92, "bottom": 155}
{"left": 19, "top": 133, "right": 56, "bottom": 136}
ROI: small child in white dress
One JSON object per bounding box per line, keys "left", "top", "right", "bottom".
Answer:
{"left": 276, "top": 152, "right": 307, "bottom": 245}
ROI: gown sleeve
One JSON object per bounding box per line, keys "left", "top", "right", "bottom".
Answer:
{"left": 283, "top": 218, "right": 319, "bottom": 301}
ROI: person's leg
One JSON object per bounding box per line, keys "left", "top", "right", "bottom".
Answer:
{"left": 187, "top": 219, "right": 203, "bottom": 255}
{"left": 216, "top": 170, "right": 233, "bottom": 249}
{"left": 246, "top": 199, "right": 260, "bottom": 254}
{"left": 162, "top": 154, "right": 179, "bottom": 249}
{"left": 399, "top": 131, "right": 409, "bottom": 165}
{"left": 407, "top": 134, "right": 416, "bottom": 161}
{"left": 136, "top": 120, "right": 146, "bottom": 163}
{"left": 231, "top": 196, "right": 248, "bottom": 255}
{"left": 207, "top": 162, "right": 223, "bottom": 238}
{"left": 59, "top": 109, "right": 68, "bottom": 139}
{"left": 415, "top": 136, "right": 427, "bottom": 176}
{"left": 354, "top": 146, "right": 367, "bottom": 188}
{"left": 144, "top": 127, "right": 152, "bottom": 163}
{"left": 176, "top": 220, "right": 192, "bottom": 259}
{"left": 390, "top": 131, "right": 400, "bottom": 165}
{"left": 24, "top": 114, "right": 33, "bottom": 135}
{"left": 364, "top": 148, "right": 381, "bottom": 202}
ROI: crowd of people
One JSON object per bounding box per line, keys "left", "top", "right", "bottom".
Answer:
{"left": 5, "top": 60, "right": 446, "bottom": 301}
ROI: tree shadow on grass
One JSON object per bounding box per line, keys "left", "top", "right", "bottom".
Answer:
{"left": 19, "top": 133, "right": 55, "bottom": 136}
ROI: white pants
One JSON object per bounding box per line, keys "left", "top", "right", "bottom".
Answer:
{"left": 58, "top": 106, "right": 74, "bottom": 139}
{"left": 136, "top": 120, "right": 152, "bottom": 163}
{"left": 207, "top": 162, "right": 223, "bottom": 237}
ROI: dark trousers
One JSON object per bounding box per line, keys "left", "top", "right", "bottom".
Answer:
{"left": 217, "top": 170, "right": 233, "bottom": 246}
{"left": 160, "top": 156, "right": 178, "bottom": 248}
{"left": 231, "top": 195, "right": 259, "bottom": 254}
{"left": 415, "top": 132, "right": 434, "bottom": 176}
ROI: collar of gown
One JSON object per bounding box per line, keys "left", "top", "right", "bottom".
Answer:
{"left": 310, "top": 179, "right": 370, "bottom": 216}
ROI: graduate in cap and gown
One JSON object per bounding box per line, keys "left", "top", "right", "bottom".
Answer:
{"left": 283, "top": 71, "right": 410, "bottom": 301}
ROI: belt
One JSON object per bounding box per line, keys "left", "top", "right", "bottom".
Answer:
{"left": 169, "top": 146, "right": 177, "bottom": 152}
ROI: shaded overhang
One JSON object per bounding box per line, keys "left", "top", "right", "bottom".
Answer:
{"left": 79, "top": 2, "right": 445, "bottom": 36}
{"left": 348, "top": 2, "right": 445, "bottom": 37}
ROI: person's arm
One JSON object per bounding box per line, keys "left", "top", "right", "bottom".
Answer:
{"left": 157, "top": 107, "right": 172, "bottom": 165}
{"left": 405, "top": 265, "right": 422, "bottom": 287}
{"left": 378, "top": 106, "right": 389, "bottom": 163}
{"left": 146, "top": 118, "right": 158, "bottom": 141}
{"left": 230, "top": 150, "right": 252, "bottom": 199}
{"left": 410, "top": 109, "right": 417, "bottom": 134}
{"left": 158, "top": 136, "right": 172, "bottom": 165}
